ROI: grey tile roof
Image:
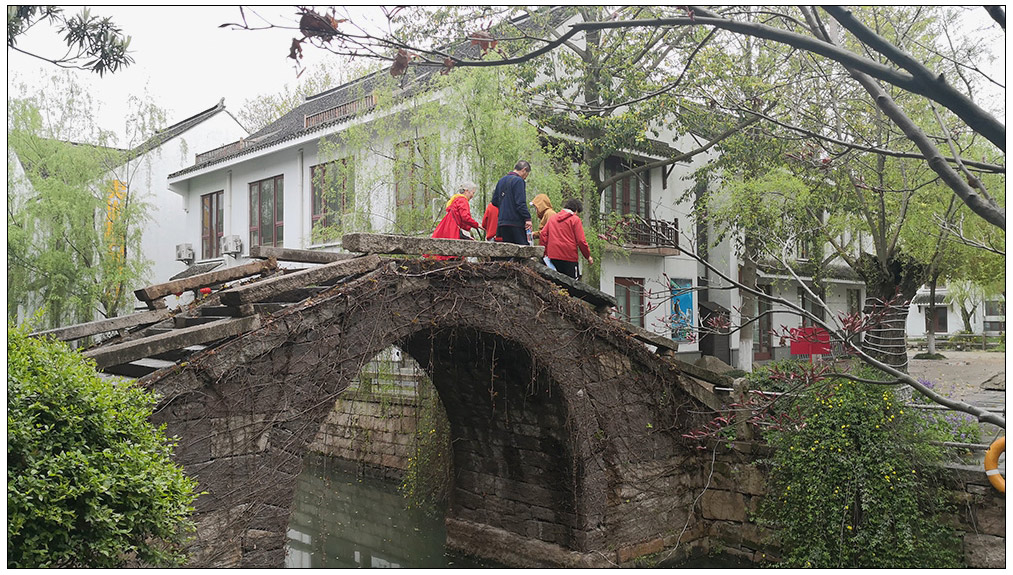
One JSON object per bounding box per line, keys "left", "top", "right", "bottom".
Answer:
{"left": 126, "top": 99, "right": 230, "bottom": 162}
{"left": 911, "top": 293, "right": 947, "bottom": 306}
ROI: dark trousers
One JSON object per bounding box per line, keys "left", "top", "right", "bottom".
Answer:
{"left": 498, "top": 225, "right": 528, "bottom": 245}
{"left": 551, "top": 259, "right": 578, "bottom": 279}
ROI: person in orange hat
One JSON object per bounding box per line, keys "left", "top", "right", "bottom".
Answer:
{"left": 530, "top": 193, "right": 556, "bottom": 246}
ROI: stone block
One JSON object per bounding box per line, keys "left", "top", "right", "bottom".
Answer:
{"left": 701, "top": 489, "right": 747, "bottom": 522}
{"left": 969, "top": 503, "right": 1007, "bottom": 537}
{"left": 616, "top": 537, "right": 665, "bottom": 563}
{"left": 963, "top": 533, "right": 1005, "bottom": 568}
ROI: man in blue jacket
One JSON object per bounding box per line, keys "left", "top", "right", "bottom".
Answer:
{"left": 491, "top": 160, "right": 533, "bottom": 245}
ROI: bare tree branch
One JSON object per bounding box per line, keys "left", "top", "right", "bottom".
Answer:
{"left": 798, "top": 8, "right": 1006, "bottom": 230}
{"left": 597, "top": 110, "right": 765, "bottom": 193}
{"left": 821, "top": 5, "right": 1004, "bottom": 151}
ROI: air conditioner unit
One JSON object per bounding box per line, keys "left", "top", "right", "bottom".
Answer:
{"left": 220, "top": 235, "right": 243, "bottom": 257}
{"left": 175, "top": 243, "right": 195, "bottom": 265}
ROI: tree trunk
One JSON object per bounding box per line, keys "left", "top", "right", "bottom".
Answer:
{"left": 736, "top": 244, "right": 757, "bottom": 372}
{"left": 926, "top": 276, "right": 938, "bottom": 355}
{"left": 856, "top": 252, "right": 925, "bottom": 373}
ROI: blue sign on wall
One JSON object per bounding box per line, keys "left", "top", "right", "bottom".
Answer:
{"left": 670, "top": 278, "right": 693, "bottom": 341}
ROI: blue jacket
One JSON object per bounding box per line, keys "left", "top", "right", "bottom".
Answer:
{"left": 491, "top": 172, "right": 531, "bottom": 228}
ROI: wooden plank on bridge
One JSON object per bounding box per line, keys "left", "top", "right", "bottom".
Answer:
{"left": 521, "top": 260, "right": 617, "bottom": 310}
{"left": 83, "top": 316, "right": 261, "bottom": 370}
{"left": 219, "top": 254, "right": 382, "bottom": 307}
{"left": 624, "top": 323, "right": 680, "bottom": 355}
{"left": 30, "top": 309, "right": 173, "bottom": 342}
{"left": 133, "top": 258, "right": 278, "bottom": 304}
{"left": 249, "top": 245, "right": 357, "bottom": 264}
{"left": 342, "top": 233, "right": 544, "bottom": 258}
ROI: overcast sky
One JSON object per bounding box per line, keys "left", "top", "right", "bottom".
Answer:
{"left": 7, "top": 6, "right": 390, "bottom": 143}
{"left": 7, "top": 6, "right": 1006, "bottom": 147}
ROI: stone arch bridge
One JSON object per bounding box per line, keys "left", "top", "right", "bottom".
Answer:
{"left": 39, "top": 234, "right": 737, "bottom": 568}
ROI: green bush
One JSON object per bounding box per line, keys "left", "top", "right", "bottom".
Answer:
{"left": 757, "top": 366, "right": 963, "bottom": 568}
{"left": 7, "top": 324, "right": 198, "bottom": 568}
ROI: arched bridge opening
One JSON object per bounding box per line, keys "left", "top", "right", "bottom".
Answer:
{"left": 123, "top": 258, "right": 716, "bottom": 567}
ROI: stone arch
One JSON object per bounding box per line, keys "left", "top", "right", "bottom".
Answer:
{"left": 143, "top": 262, "right": 711, "bottom": 567}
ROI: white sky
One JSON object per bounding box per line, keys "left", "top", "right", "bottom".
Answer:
{"left": 7, "top": 6, "right": 390, "bottom": 144}
{"left": 6, "top": 6, "right": 1007, "bottom": 147}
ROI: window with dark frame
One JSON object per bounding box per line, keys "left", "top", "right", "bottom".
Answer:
{"left": 984, "top": 320, "right": 1005, "bottom": 332}
{"left": 604, "top": 157, "right": 649, "bottom": 218}
{"left": 201, "top": 190, "right": 224, "bottom": 259}
{"left": 311, "top": 160, "right": 354, "bottom": 232}
{"left": 924, "top": 307, "right": 948, "bottom": 333}
{"left": 249, "top": 175, "right": 284, "bottom": 248}
{"left": 798, "top": 286, "right": 825, "bottom": 326}
{"left": 602, "top": 157, "right": 678, "bottom": 248}
{"left": 615, "top": 277, "right": 645, "bottom": 328}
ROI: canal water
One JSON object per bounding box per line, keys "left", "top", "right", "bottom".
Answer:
{"left": 286, "top": 453, "right": 752, "bottom": 568}
{"left": 285, "top": 453, "right": 497, "bottom": 568}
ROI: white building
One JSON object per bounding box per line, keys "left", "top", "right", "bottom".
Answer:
{"left": 906, "top": 285, "right": 1005, "bottom": 339}
{"left": 8, "top": 100, "right": 248, "bottom": 323}
{"left": 110, "top": 99, "right": 249, "bottom": 304}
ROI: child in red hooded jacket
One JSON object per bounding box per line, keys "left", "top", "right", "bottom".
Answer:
{"left": 540, "top": 198, "right": 593, "bottom": 279}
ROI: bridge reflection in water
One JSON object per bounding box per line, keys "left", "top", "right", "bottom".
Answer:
{"left": 285, "top": 453, "right": 497, "bottom": 568}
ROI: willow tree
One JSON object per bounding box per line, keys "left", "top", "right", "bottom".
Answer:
{"left": 7, "top": 73, "right": 152, "bottom": 329}
{"left": 306, "top": 64, "right": 571, "bottom": 244}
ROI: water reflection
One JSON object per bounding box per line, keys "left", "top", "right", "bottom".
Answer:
{"left": 286, "top": 453, "right": 489, "bottom": 568}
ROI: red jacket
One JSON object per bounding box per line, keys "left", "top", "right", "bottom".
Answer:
{"left": 481, "top": 203, "right": 499, "bottom": 240}
{"left": 541, "top": 210, "right": 590, "bottom": 262}
{"left": 429, "top": 194, "right": 479, "bottom": 260}
{"left": 432, "top": 194, "right": 480, "bottom": 240}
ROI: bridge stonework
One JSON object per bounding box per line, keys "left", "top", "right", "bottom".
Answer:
{"left": 141, "top": 261, "right": 714, "bottom": 567}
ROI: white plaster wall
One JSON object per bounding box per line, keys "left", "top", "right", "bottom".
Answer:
{"left": 110, "top": 111, "right": 247, "bottom": 297}
{"left": 173, "top": 121, "right": 478, "bottom": 270}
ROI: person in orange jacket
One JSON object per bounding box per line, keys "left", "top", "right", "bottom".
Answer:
{"left": 540, "top": 198, "right": 593, "bottom": 279}
{"left": 429, "top": 181, "right": 481, "bottom": 260}
{"left": 530, "top": 193, "right": 556, "bottom": 245}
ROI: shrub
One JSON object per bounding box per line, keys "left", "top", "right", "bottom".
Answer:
{"left": 7, "top": 324, "right": 198, "bottom": 568}
{"left": 757, "top": 366, "right": 963, "bottom": 568}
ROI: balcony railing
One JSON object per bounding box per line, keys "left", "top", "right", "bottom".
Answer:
{"left": 624, "top": 218, "right": 679, "bottom": 250}
{"left": 305, "top": 94, "right": 376, "bottom": 129}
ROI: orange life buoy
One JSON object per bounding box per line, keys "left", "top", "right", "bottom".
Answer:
{"left": 984, "top": 436, "right": 1005, "bottom": 494}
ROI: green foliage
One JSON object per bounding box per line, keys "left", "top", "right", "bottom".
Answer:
{"left": 757, "top": 365, "right": 963, "bottom": 568}
{"left": 7, "top": 324, "right": 198, "bottom": 568}
{"left": 330, "top": 66, "right": 572, "bottom": 238}
{"left": 8, "top": 73, "right": 153, "bottom": 328}
{"left": 399, "top": 377, "right": 452, "bottom": 514}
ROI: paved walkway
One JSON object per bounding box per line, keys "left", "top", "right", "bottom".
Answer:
{"left": 906, "top": 350, "right": 1006, "bottom": 413}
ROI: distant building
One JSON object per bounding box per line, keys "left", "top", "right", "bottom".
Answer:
{"left": 906, "top": 285, "right": 1005, "bottom": 339}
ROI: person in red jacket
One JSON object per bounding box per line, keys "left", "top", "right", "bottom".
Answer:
{"left": 429, "top": 181, "right": 481, "bottom": 260}
{"left": 540, "top": 198, "right": 593, "bottom": 279}
{"left": 481, "top": 202, "right": 500, "bottom": 241}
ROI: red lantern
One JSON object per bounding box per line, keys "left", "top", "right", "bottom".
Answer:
{"left": 199, "top": 287, "right": 212, "bottom": 295}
